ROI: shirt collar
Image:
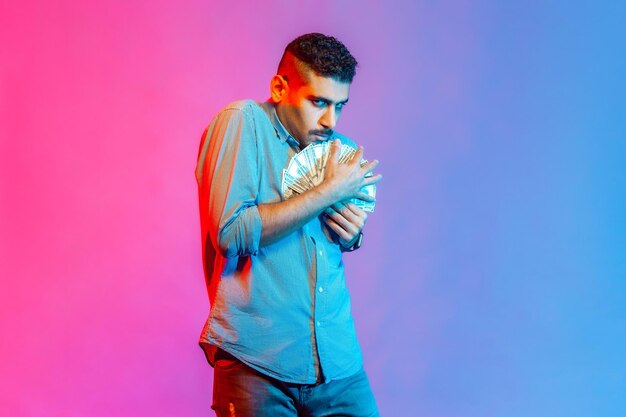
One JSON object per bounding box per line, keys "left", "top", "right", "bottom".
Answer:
{"left": 261, "top": 100, "right": 301, "bottom": 148}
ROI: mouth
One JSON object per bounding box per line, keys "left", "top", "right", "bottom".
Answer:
{"left": 312, "top": 133, "right": 331, "bottom": 141}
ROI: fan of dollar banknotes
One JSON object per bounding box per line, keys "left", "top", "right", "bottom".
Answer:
{"left": 281, "top": 141, "right": 376, "bottom": 212}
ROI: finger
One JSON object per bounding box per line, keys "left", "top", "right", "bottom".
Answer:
{"left": 334, "top": 202, "right": 360, "bottom": 218}
{"left": 322, "top": 215, "right": 354, "bottom": 242}
{"left": 326, "top": 206, "right": 352, "bottom": 228}
{"left": 343, "top": 202, "right": 367, "bottom": 220}
{"left": 324, "top": 202, "right": 345, "bottom": 216}
{"left": 329, "top": 139, "right": 342, "bottom": 163}
{"left": 355, "top": 192, "right": 376, "bottom": 203}
{"left": 363, "top": 173, "right": 383, "bottom": 186}
{"left": 332, "top": 203, "right": 364, "bottom": 228}
{"left": 331, "top": 202, "right": 356, "bottom": 221}
{"left": 361, "top": 159, "right": 379, "bottom": 174}
{"left": 325, "top": 206, "right": 359, "bottom": 235}
{"left": 350, "top": 146, "right": 364, "bottom": 166}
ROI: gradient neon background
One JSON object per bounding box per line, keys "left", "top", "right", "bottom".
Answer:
{"left": 2, "top": 1, "right": 625, "bottom": 416}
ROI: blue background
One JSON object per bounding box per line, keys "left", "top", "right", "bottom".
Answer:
{"left": 1, "top": 1, "right": 624, "bottom": 415}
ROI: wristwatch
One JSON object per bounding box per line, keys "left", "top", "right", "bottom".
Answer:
{"left": 341, "top": 232, "right": 363, "bottom": 252}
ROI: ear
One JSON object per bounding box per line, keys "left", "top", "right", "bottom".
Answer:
{"left": 270, "top": 74, "right": 288, "bottom": 103}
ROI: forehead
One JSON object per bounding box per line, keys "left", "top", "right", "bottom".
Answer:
{"left": 298, "top": 72, "right": 351, "bottom": 102}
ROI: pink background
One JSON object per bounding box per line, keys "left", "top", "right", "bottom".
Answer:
{"left": 2, "top": 1, "right": 625, "bottom": 416}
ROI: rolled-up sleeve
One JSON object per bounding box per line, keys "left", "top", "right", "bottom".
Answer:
{"left": 196, "top": 103, "right": 262, "bottom": 258}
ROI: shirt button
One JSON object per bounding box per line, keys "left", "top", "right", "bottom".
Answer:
{"left": 316, "top": 321, "right": 321, "bottom": 327}
{"left": 318, "top": 250, "right": 323, "bottom": 256}
{"left": 318, "top": 287, "right": 324, "bottom": 293}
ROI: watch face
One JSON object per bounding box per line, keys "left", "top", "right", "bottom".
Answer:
{"left": 343, "top": 232, "right": 363, "bottom": 252}
{"left": 354, "top": 232, "right": 363, "bottom": 249}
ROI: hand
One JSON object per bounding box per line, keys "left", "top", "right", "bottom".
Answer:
{"left": 322, "top": 202, "right": 367, "bottom": 247}
{"left": 321, "top": 139, "right": 382, "bottom": 204}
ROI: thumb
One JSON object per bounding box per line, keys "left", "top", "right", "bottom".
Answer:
{"left": 329, "top": 139, "right": 342, "bottom": 162}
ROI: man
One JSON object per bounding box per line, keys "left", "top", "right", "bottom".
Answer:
{"left": 195, "top": 33, "right": 382, "bottom": 417}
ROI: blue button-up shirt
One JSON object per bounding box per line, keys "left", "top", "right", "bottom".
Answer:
{"left": 195, "top": 99, "right": 363, "bottom": 384}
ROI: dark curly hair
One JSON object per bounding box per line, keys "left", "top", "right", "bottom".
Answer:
{"left": 278, "top": 33, "right": 358, "bottom": 83}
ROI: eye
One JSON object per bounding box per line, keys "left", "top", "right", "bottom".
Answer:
{"left": 336, "top": 102, "right": 346, "bottom": 111}
{"left": 312, "top": 99, "right": 327, "bottom": 108}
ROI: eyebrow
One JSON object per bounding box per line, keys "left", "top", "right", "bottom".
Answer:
{"left": 308, "top": 95, "right": 349, "bottom": 105}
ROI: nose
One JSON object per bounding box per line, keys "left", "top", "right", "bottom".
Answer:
{"left": 319, "top": 107, "right": 337, "bottom": 130}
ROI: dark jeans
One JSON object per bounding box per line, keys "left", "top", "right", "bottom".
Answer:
{"left": 211, "top": 352, "right": 379, "bottom": 417}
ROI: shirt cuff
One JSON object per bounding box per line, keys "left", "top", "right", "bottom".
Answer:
{"left": 240, "top": 204, "right": 262, "bottom": 256}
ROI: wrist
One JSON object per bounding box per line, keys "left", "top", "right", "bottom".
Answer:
{"left": 340, "top": 232, "right": 363, "bottom": 252}
{"left": 312, "top": 182, "right": 340, "bottom": 208}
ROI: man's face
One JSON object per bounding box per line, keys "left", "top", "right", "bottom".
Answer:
{"left": 276, "top": 71, "right": 351, "bottom": 148}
